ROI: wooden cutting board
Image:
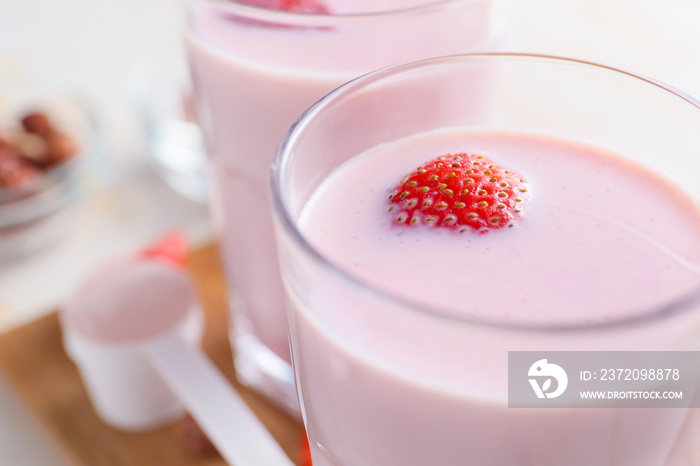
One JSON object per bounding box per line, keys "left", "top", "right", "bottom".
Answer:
{"left": 0, "top": 243, "right": 303, "bottom": 465}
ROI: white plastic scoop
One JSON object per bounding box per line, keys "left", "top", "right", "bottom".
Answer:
{"left": 60, "top": 259, "right": 293, "bottom": 466}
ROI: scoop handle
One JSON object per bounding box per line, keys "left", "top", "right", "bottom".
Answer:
{"left": 142, "top": 332, "right": 294, "bottom": 466}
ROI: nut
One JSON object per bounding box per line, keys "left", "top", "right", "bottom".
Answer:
{"left": 43, "top": 132, "right": 78, "bottom": 168}
{"left": 0, "top": 146, "right": 42, "bottom": 188}
{"left": 21, "top": 112, "right": 53, "bottom": 136}
{"left": 11, "top": 131, "right": 49, "bottom": 162}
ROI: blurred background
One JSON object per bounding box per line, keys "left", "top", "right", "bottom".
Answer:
{"left": 1, "top": 0, "right": 699, "bottom": 463}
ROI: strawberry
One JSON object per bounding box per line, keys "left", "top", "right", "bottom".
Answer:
{"left": 229, "top": 0, "right": 330, "bottom": 27}
{"left": 235, "top": 0, "right": 329, "bottom": 14}
{"left": 140, "top": 231, "right": 188, "bottom": 266}
{"left": 275, "top": 0, "right": 329, "bottom": 14}
{"left": 181, "top": 413, "right": 218, "bottom": 455}
{"left": 299, "top": 430, "right": 312, "bottom": 466}
{"left": 388, "top": 153, "right": 529, "bottom": 232}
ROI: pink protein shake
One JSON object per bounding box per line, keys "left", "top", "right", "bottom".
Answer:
{"left": 289, "top": 128, "right": 700, "bottom": 466}
{"left": 185, "top": 0, "right": 505, "bottom": 411}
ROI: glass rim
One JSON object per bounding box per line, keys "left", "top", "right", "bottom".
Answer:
{"left": 270, "top": 52, "right": 700, "bottom": 333}
{"left": 187, "top": 0, "right": 486, "bottom": 26}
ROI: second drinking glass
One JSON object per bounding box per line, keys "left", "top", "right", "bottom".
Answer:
{"left": 185, "top": 0, "right": 505, "bottom": 413}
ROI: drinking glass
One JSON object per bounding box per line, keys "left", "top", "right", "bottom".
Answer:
{"left": 185, "top": 0, "right": 506, "bottom": 414}
{"left": 271, "top": 54, "right": 700, "bottom": 465}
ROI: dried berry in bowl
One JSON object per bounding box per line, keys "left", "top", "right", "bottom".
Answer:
{"left": 0, "top": 94, "right": 102, "bottom": 258}
{"left": 0, "top": 110, "right": 81, "bottom": 203}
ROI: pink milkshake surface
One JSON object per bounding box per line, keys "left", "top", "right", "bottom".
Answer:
{"left": 292, "top": 128, "right": 700, "bottom": 465}
{"left": 185, "top": 0, "right": 504, "bottom": 376}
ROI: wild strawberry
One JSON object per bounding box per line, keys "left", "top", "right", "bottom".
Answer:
{"left": 299, "top": 430, "right": 312, "bottom": 466}
{"left": 181, "top": 413, "right": 218, "bottom": 455}
{"left": 229, "top": 0, "right": 330, "bottom": 27}
{"left": 276, "top": 0, "right": 329, "bottom": 14}
{"left": 140, "top": 231, "right": 188, "bottom": 266}
{"left": 235, "top": 0, "right": 329, "bottom": 15}
{"left": 388, "top": 153, "right": 529, "bottom": 232}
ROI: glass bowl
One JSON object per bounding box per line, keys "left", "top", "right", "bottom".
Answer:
{"left": 0, "top": 92, "right": 103, "bottom": 259}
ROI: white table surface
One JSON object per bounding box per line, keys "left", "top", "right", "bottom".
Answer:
{"left": 1, "top": 0, "right": 699, "bottom": 463}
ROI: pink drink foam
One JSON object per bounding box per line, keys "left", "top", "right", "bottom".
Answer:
{"left": 186, "top": 0, "right": 502, "bottom": 364}
{"left": 293, "top": 128, "right": 700, "bottom": 465}
{"left": 63, "top": 261, "right": 196, "bottom": 343}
